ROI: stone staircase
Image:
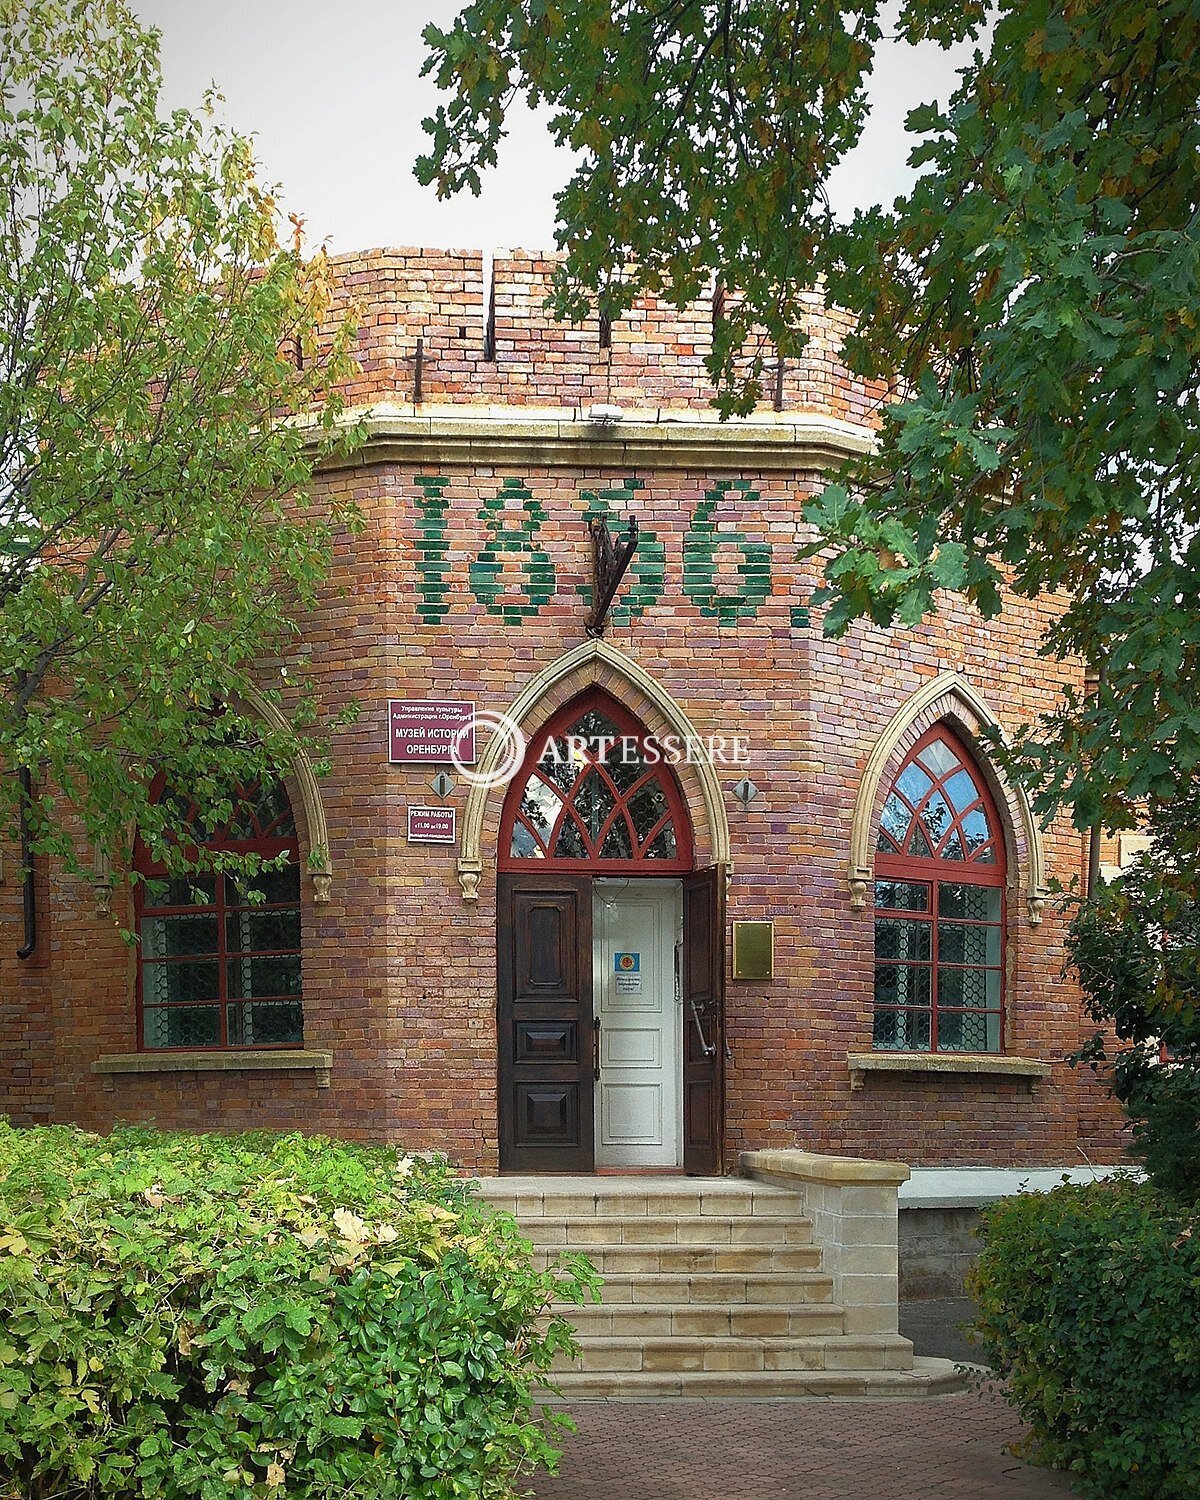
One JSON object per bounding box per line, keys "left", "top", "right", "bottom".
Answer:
{"left": 476, "top": 1176, "right": 963, "bottom": 1398}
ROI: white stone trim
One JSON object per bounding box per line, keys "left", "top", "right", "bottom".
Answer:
{"left": 846, "top": 1052, "right": 1052, "bottom": 1090}
{"left": 240, "top": 686, "right": 333, "bottom": 903}
{"left": 899, "top": 1164, "right": 1134, "bottom": 1209}
{"left": 92, "top": 1049, "right": 334, "bottom": 1089}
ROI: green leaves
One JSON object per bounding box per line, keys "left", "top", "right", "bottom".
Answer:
{"left": 417, "top": 0, "right": 1200, "bottom": 847}
{"left": 0, "top": 0, "right": 364, "bottom": 893}
{"left": 816, "top": 0, "right": 1200, "bottom": 835}
{"left": 0, "top": 1125, "right": 596, "bottom": 1499}
{"left": 418, "top": 0, "right": 943, "bottom": 414}
{"left": 969, "top": 1179, "right": 1200, "bottom": 1499}
{"left": 1066, "top": 801, "right": 1200, "bottom": 1202}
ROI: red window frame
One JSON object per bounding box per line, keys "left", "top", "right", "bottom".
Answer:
{"left": 133, "top": 777, "right": 303, "bottom": 1051}
{"left": 874, "top": 725, "right": 1007, "bottom": 1053}
{"left": 499, "top": 689, "right": 694, "bottom": 873}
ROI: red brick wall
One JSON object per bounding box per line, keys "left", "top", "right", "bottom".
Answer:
{"left": 0, "top": 249, "right": 1127, "bottom": 1169}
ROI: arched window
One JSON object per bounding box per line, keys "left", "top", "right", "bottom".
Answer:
{"left": 499, "top": 691, "right": 693, "bottom": 872}
{"left": 873, "top": 726, "right": 1006, "bottom": 1053}
{"left": 134, "top": 778, "right": 303, "bottom": 1050}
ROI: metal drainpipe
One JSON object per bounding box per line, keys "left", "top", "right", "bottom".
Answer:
{"left": 1086, "top": 814, "right": 1102, "bottom": 898}
{"left": 1084, "top": 663, "right": 1104, "bottom": 898}
{"left": 16, "top": 766, "right": 36, "bottom": 959}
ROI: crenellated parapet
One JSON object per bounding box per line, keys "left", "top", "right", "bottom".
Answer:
{"left": 316, "top": 247, "right": 888, "bottom": 427}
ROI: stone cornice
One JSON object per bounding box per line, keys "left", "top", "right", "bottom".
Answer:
{"left": 310, "top": 403, "right": 876, "bottom": 474}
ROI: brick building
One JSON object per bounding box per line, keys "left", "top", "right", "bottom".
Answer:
{"left": 0, "top": 248, "right": 1125, "bottom": 1177}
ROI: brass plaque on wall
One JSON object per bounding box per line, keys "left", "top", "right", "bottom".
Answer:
{"left": 732, "top": 920, "right": 774, "bottom": 980}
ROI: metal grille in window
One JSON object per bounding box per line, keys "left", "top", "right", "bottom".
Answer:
{"left": 134, "top": 779, "right": 303, "bottom": 1051}
{"left": 872, "top": 726, "right": 1006, "bottom": 1054}
{"left": 500, "top": 692, "right": 693, "bottom": 871}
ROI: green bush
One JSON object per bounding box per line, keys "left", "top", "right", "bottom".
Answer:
{"left": 0, "top": 1123, "right": 596, "bottom": 1500}
{"left": 1066, "top": 813, "right": 1200, "bottom": 1204}
{"left": 968, "top": 1176, "right": 1200, "bottom": 1499}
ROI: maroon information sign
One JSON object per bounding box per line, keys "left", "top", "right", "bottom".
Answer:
{"left": 407, "top": 807, "right": 457, "bottom": 845}
{"left": 388, "top": 700, "right": 475, "bottom": 765}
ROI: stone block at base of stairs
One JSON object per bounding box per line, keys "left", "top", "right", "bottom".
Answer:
{"left": 539, "top": 1357, "right": 969, "bottom": 1400}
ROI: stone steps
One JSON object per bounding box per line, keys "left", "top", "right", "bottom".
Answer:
{"left": 534, "top": 1242, "right": 824, "bottom": 1274}
{"left": 562, "top": 1302, "right": 848, "bottom": 1338}
{"left": 522, "top": 1214, "right": 815, "bottom": 1246}
{"left": 551, "top": 1334, "right": 916, "bottom": 1374}
{"left": 480, "top": 1178, "right": 808, "bottom": 1219}
{"left": 564, "top": 1269, "right": 835, "bottom": 1304}
{"left": 474, "top": 1174, "right": 965, "bottom": 1400}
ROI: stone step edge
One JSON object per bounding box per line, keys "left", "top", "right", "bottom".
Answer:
{"left": 537, "top": 1357, "right": 968, "bottom": 1400}
{"left": 531, "top": 1244, "right": 822, "bottom": 1261}
{"left": 558, "top": 1300, "right": 848, "bottom": 1320}
{"left": 552, "top": 1338, "right": 912, "bottom": 1362}
{"left": 475, "top": 1186, "right": 807, "bottom": 1217}
{"left": 474, "top": 1176, "right": 800, "bottom": 1194}
{"left": 510, "top": 1213, "right": 815, "bottom": 1230}
{"left": 554, "top": 1271, "right": 835, "bottom": 1294}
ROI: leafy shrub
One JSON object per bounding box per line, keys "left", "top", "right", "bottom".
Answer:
{"left": 968, "top": 1176, "right": 1200, "bottom": 1500}
{"left": 1067, "top": 813, "right": 1200, "bottom": 1202}
{"left": 0, "top": 1124, "right": 596, "bottom": 1499}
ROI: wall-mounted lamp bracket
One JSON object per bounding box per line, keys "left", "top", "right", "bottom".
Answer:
{"left": 584, "top": 515, "right": 639, "bottom": 637}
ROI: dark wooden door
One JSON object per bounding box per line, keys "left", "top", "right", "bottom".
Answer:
{"left": 497, "top": 872, "right": 594, "bottom": 1172}
{"left": 682, "top": 865, "right": 726, "bottom": 1174}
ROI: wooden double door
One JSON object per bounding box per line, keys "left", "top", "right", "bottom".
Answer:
{"left": 497, "top": 868, "right": 725, "bottom": 1174}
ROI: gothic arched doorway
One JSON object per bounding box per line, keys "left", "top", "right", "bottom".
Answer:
{"left": 496, "top": 690, "right": 725, "bottom": 1174}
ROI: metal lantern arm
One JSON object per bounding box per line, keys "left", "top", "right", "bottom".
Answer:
{"left": 585, "top": 515, "right": 639, "bottom": 637}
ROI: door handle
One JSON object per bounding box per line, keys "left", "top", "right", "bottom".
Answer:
{"left": 689, "top": 996, "right": 717, "bottom": 1058}
{"left": 593, "top": 1017, "right": 601, "bottom": 1081}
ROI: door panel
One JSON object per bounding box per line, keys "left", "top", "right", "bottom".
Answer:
{"left": 498, "top": 874, "right": 593, "bottom": 1171}
{"left": 682, "top": 866, "right": 726, "bottom": 1174}
{"left": 593, "top": 881, "right": 681, "bottom": 1168}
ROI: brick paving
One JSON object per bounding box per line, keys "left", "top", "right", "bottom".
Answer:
{"left": 531, "top": 1384, "right": 1076, "bottom": 1498}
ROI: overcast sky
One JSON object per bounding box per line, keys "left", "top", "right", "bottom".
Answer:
{"left": 134, "top": 0, "right": 976, "bottom": 255}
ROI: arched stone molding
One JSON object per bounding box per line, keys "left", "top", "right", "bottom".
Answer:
{"left": 457, "top": 638, "right": 732, "bottom": 901}
{"left": 240, "top": 686, "right": 333, "bottom": 903}
{"left": 88, "top": 689, "right": 334, "bottom": 908}
{"left": 847, "top": 672, "right": 1048, "bottom": 924}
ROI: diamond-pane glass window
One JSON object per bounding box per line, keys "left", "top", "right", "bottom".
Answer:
{"left": 500, "top": 690, "right": 693, "bottom": 871}
{"left": 134, "top": 778, "right": 303, "bottom": 1050}
{"left": 873, "top": 727, "right": 1006, "bottom": 1054}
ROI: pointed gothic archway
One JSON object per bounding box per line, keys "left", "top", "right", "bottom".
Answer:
{"left": 488, "top": 666, "right": 727, "bottom": 1175}
{"left": 456, "top": 637, "right": 731, "bottom": 901}
{"left": 847, "top": 672, "right": 1048, "bottom": 924}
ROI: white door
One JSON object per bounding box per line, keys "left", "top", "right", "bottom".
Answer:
{"left": 593, "top": 879, "right": 683, "bottom": 1168}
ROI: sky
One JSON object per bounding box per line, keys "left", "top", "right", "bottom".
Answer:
{"left": 134, "top": 0, "right": 977, "bottom": 256}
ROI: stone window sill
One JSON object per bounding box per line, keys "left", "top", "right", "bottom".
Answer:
{"left": 93, "top": 1050, "right": 334, "bottom": 1089}
{"left": 847, "top": 1052, "right": 1052, "bottom": 1091}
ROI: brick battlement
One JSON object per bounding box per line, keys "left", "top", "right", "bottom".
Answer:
{"left": 321, "top": 247, "right": 888, "bottom": 425}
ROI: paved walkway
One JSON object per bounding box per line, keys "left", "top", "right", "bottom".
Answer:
{"left": 532, "top": 1384, "right": 1075, "bottom": 1498}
